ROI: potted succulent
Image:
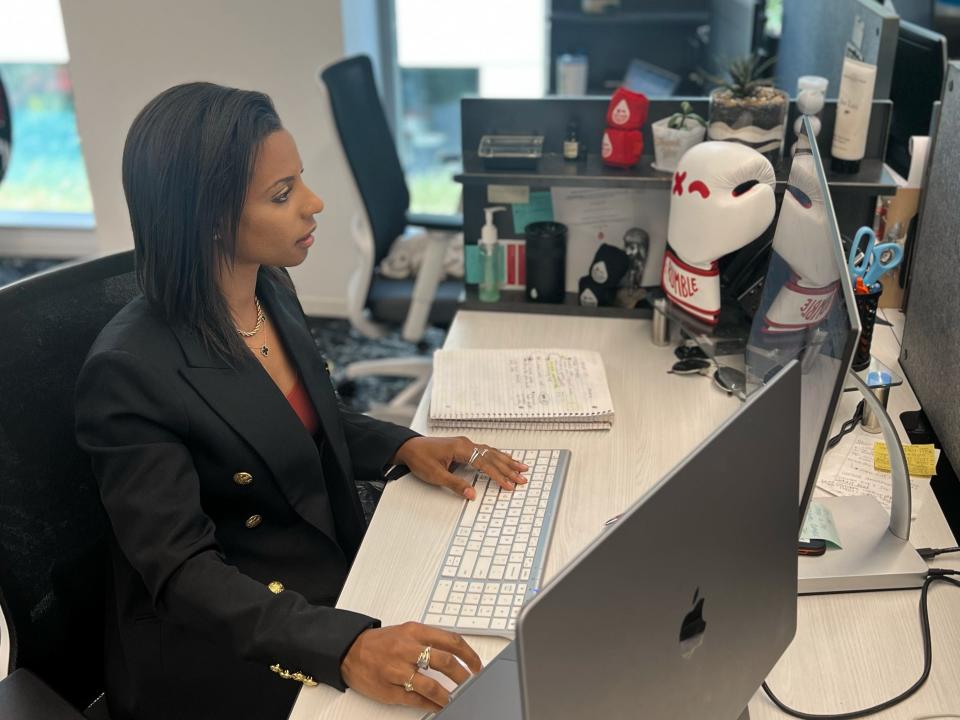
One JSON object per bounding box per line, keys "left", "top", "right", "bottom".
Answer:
{"left": 651, "top": 101, "right": 707, "bottom": 172}
{"left": 707, "top": 54, "right": 788, "bottom": 161}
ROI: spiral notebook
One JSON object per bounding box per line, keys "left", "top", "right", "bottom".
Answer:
{"left": 429, "top": 349, "right": 614, "bottom": 430}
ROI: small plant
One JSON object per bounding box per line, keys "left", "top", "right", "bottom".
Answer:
{"left": 713, "top": 54, "right": 777, "bottom": 99}
{"left": 667, "top": 101, "right": 706, "bottom": 130}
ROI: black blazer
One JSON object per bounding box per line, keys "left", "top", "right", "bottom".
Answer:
{"left": 75, "top": 270, "right": 419, "bottom": 720}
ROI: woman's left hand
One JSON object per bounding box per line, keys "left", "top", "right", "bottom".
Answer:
{"left": 391, "top": 436, "right": 528, "bottom": 500}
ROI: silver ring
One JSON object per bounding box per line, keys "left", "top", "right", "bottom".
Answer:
{"left": 468, "top": 446, "right": 482, "bottom": 466}
{"left": 416, "top": 645, "right": 431, "bottom": 671}
{"left": 479, "top": 448, "right": 489, "bottom": 458}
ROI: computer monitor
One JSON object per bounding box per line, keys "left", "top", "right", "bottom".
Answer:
{"left": 745, "top": 116, "right": 861, "bottom": 529}
{"left": 886, "top": 0, "right": 934, "bottom": 27}
{"left": 706, "top": 0, "right": 766, "bottom": 79}
{"left": 886, "top": 20, "right": 947, "bottom": 178}
{"left": 776, "top": 0, "right": 899, "bottom": 99}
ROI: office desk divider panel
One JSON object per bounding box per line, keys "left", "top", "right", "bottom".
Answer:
{"left": 901, "top": 62, "right": 960, "bottom": 488}
{"left": 457, "top": 97, "right": 894, "bottom": 317}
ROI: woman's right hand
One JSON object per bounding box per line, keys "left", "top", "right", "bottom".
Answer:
{"left": 340, "top": 622, "right": 483, "bottom": 712}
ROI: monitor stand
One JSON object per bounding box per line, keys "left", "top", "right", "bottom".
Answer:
{"left": 739, "top": 707, "right": 750, "bottom": 720}
{"left": 798, "top": 371, "right": 928, "bottom": 594}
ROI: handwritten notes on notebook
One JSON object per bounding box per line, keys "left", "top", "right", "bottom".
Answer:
{"left": 429, "top": 349, "right": 614, "bottom": 430}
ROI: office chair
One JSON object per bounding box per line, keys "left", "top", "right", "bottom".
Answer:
{"left": 319, "top": 55, "right": 463, "bottom": 425}
{"left": 1, "top": 68, "right": 12, "bottom": 185}
{"left": 0, "top": 250, "right": 138, "bottom": 719}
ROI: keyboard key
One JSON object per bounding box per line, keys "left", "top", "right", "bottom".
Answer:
{"left": 492, "top": 619, "right": 507, "bottom": 630}
{"left": 453, "top": 581, "right": 468, "bottom": 592}
{"left": 458, "top": 617, "right": 491, "bottom": 630}
{"left": 468, "top": 582, "right": 484, "bottom": 593}
{"left": 434, "top": 580, "right": 452, "bottom": 602}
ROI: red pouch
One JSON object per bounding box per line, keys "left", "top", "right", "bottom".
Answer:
{"left": 601, "top": 128, "right": 644, "bottom": 168}
{"left": 605, "top": 87, "right": 649, "bottom": 130}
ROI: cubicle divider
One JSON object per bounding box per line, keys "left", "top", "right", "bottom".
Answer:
{"left": 456, "top": 96, "right": 895, "bottom": 316}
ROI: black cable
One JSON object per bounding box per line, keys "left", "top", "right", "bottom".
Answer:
{"left": 916, "top": 546, "right": 960, "bottom": 560}
{"left": 762, "top": 570, "right": 960, "bottom": 719}
{"left": 826, "top": 400, "right": 865, "bottom": 451}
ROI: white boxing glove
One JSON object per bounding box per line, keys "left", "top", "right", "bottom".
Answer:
{"left": 763, "top": 154, "right": 840, "bottom": 333}
{"left": 662, "top": 142, "right": 776, "bottom": 325}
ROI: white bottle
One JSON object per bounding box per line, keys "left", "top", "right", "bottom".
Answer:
{"left": 831, "top": 56, "right": 877, "bottom": 173}
{"left": 479, "top": 206, "right": 506, "bottom": 302}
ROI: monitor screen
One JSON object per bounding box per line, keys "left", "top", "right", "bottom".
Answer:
{"left": 744, "top": 117, "right": 861, "bottom": 528}
{"left": 887, "top": 20, "right": 947, "bottom": 178}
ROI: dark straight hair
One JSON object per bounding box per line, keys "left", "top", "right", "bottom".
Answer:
{"left": 122, "top": 81, "right": 290, "bottom": 363}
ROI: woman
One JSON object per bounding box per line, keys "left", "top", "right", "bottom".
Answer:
{"left": 74, "top": 82, "right": 527, "bottom": 720}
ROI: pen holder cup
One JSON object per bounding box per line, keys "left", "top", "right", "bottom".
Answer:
{"left": 852, "top": 282, "right": 882, "bottom": 371}
{"left": 524, "top": 222, "right": 568, "bottom": 303}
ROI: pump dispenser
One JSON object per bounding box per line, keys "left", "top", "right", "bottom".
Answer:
{"left": 479, "top": 206, "right": 506, "bottom": 302}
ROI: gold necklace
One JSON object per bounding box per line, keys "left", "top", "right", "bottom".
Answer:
{"left": 235, "top": 296, "right": 270, "bottom": 357}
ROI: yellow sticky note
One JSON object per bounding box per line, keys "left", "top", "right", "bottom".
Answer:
{"left": 873, "top": 443, "right": 937, "bottom": 476}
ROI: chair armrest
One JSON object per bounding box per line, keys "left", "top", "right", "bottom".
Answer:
{"left": 0, "top": 669, "right": 87, "bottom": 720}
{"left": 406, "top": 212, "right": 463, "bottom": 233}
{"left": 402, "top": 232, "right": 450, "bottom": 342}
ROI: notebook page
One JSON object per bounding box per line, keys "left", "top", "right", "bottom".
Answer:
{"left": 430, "top": 349, "right": 614, "bottom": 421}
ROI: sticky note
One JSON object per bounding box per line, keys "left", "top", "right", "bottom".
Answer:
{"left": 800, "top": 501, "right": 842, "bottom": 549}
{"left": 873, "top": 443, "right": 937, "bottom": 476}
{"left": 488, "top": 185, "right": 530, "bottom": 204}
{"left": 511, "top": 191, "right": 554, "bottom": 234}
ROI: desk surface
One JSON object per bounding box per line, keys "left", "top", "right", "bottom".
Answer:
{"left": 290, "top": 310, "right": 960, "bottom": 720}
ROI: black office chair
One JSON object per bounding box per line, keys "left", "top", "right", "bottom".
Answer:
{"left": 1, "top": 67, "right": 12, "bottom": 185}
{"left": 0, "top": 250, "right": 138, "bottom": 719}
{"left": 319, "top": 55, "right": 463, "bottom": 424}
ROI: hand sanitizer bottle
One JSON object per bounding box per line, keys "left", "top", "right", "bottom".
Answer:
{"left": 479, "top": 206, "right": 506, "bottom": 302}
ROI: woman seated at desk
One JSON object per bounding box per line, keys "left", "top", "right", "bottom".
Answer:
{"left": 74, "top": 82, "right": 528, "bottom": 720}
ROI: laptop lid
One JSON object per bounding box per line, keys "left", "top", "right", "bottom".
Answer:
{"left": 516, "top": 361, "right": 801, "bottom": 719}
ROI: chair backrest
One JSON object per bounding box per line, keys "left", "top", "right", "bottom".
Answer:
{"left": 0, "top": 68, "right": 12, "bottom": 185}
{"left": 320, "top": 55, "right": 409, "bottom": 267}
{"left": 0, "top": 250, "right": 138, "bottom": 709}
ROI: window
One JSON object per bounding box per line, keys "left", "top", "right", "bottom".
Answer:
{"left": 0, "top": 0, "right": 94, "bottom": 228}
{"left": 393, "top": 0, "right": 547, "bottom": 215}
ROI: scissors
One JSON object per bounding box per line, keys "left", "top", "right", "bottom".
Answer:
{"left": 847, "top": 226, "right": 903, "bottom": 286}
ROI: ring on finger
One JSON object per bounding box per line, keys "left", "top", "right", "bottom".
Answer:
{"left": 403, "top": 670, "right": 417, "bottom": 692}
{"left": 468, "top": 446, "right": 482, "bottom": 466}
{"left": 479, "top": 447, "right": 489, "bottom": 458}
{"left": 416, "top": 645, "right": 432, "bottom": 671}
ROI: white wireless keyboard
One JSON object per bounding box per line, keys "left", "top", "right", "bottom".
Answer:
{"left": 421, "top": 449, "right": 570, "bottom": 637}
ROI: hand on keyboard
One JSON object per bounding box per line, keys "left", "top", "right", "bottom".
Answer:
{"left": 340, "top": 621, "right": 482, "bottom": 712}
{"left": 392, "top": 436, "right": 529, "bottom": 500}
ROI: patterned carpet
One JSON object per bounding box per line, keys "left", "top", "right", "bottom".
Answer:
{"left": 1, "top": 257, "right": 445, "bottom": 414}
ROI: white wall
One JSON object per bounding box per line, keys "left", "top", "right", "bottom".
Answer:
{"left": 59, "top": 0, "right": 365, "bottom": 317}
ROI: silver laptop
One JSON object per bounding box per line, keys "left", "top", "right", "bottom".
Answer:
{"left": 436, "top": 361, "right": 801, "bottom": 720}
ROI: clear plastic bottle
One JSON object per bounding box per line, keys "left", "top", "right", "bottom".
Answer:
{"left": 478, "top": 206, "right": 506, "bottom": 302}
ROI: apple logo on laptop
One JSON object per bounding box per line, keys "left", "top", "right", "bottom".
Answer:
{"left": 678, "top": 587, "right": 707, "bottom": 659}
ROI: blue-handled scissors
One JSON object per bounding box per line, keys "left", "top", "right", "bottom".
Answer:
{"left": 847, "top": 226, "right": 903, "bottom": 286}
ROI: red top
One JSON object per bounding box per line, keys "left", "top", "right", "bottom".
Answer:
{"left": 285, "top": 377, "right": 320, "bottom": 436}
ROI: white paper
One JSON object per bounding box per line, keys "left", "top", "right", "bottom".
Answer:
{"left": 906, "top": 136, "right": 930, "bottom": 189}
{"left": 817, "top": 435, "right": 937, "bottom": 518}
{"left": 550, "top": 187, "right": 669, "bottom": 291}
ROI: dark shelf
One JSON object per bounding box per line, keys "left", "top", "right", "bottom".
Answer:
{"left": 550, "top": 10, "right": 710, "bottom": 25}
{"left": 455, "top": 153, "right": 897, "bottom": 195}
{"left": 462, "top": 289, "right": 653, "bottom": 319}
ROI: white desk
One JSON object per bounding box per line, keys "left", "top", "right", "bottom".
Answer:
{"left": 290, "top": 310, "right": 960, "bottom": 720}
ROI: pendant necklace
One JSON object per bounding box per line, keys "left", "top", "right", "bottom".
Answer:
{"left": 235, "top": 296, "right": 270, "bottom": 357}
